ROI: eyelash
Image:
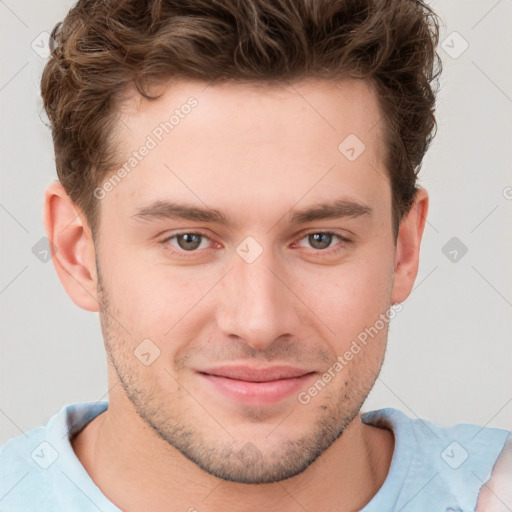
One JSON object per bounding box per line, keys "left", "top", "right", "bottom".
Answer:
{"left": 158, "top": 230, "right": 351, "bottom": 258}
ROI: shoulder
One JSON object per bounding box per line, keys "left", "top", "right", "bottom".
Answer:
{"left": 0, "top": 416, "right": 58, "bottom": 510}
{"left": 0, "top": 401, "right": 110, "bottom": 511}
{"left": 362, "top": 407, "right": 510, "bottom": 464}
{"left": 361, "top": 408, "right": 511, "bottom": 512}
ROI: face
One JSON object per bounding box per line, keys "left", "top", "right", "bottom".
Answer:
{"left": 94, "top": 78, "right": 397, "bottom": 484}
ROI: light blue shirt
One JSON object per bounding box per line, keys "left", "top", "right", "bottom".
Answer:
{"left": 0, "top": 401, "right": 509, "bottom": 511}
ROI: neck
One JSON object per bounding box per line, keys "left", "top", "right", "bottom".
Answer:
{"left": 72, "top": 390, "right": 394, "bottom": 512}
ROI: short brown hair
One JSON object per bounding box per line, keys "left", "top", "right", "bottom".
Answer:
{"left": 41, "top": 0, "right": 442, "bottom": 241}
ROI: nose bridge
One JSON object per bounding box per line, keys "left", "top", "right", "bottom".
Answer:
{"left": 216, "top": 245, "right": 295, "bottom": 349}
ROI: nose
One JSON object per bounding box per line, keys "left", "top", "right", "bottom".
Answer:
{"left": 216, "top": 247, "right": 298, "bottom": 351}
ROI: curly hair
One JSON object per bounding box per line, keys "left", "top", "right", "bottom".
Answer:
{"left": 41, "top": 0, "right": 442, "bottom": 240}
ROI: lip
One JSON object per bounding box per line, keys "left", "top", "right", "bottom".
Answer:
{"left": 196, "top": 365, "right": 317, "bottom": 406}
{"left": 197, "top": 365, "right": 314, "bottom": 381}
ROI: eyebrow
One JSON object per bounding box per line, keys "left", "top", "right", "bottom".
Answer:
{"left": 131, "top": 198, "right": 372, "bottom": 226}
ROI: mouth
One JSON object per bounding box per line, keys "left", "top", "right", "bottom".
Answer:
{"left": 195, "top": 365, "right": 317, "bottom": 406}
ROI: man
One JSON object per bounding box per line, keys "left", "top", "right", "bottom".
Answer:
{"left": 0, "top": 0, "right": 510, "bottom": 510}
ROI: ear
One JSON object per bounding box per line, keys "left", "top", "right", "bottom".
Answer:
{"left": 43, "top": 181, "right": 100, "bottom": 312}
{"left": 391, "top": 187, "right": 429, "bottom": 304}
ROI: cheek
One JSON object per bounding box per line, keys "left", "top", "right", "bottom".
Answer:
{"left": 97, "top": 241, "right": 173, "bottom": 327}
{"left": 300, "top": 248, "right": 394, "bottom": 346}
{"left": 99, "top": 241, "right": 219, "bottom": 346}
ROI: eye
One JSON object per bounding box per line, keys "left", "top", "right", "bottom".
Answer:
{"left": 296, "top": 231, "right": 350, "bottom": 252}
{"left": 161, "top": 232, "right": 213, "bottom": 252}
{"left": 159, "top": 230, "right": 351, "bottom": 257}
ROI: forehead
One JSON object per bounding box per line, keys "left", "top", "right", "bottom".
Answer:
{"left": 103, "top": 78, "right": 389, "bottom": 226}
{"left": 117, "top": 77, "right": 384, "bottom": 151}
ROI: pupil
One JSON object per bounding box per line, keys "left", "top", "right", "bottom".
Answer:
{"left": 310, "top": 233, "right": 332, "bottom": 249}
{"left": 179, "top": 234, "right": 201, "bottom": 250}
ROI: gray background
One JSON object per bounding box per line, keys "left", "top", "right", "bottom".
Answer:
{"left": 1, "top": 0, "right": 511, "bottom": 445}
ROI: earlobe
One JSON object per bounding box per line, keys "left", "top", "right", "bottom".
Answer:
{"left": 43, "top": 181, "right": 100, "bottom": 312}
{"left": 390, "top": 188, "right": 429, "bottom": 305}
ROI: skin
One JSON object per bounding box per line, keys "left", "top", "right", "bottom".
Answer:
{"left": 44, "top": 78, "right": 428, "bottom": 512}
{"left": 476, "top": 434, "right": 512, "bottom": 511}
